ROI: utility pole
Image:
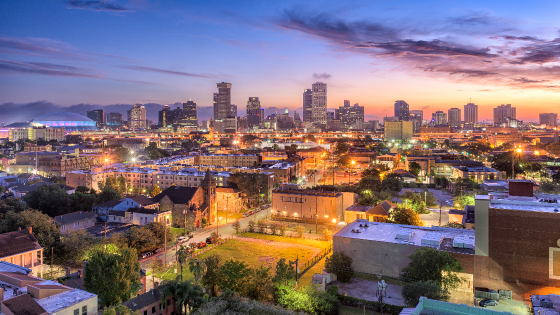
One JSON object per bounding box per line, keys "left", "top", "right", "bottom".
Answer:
{"left": 164, "top": 216, "right": 168, "bottom": 266}
{"left": 315, "top": 196, "right": 318, "bottom": 233}
{"left": 104, "top": 222, "right": 107, "bottom": 252}
{"left": 439, "top": 201, "right": 442, "bottom": 226}
{"left": 50, "top": 247, "right": 53, "bottom": 280}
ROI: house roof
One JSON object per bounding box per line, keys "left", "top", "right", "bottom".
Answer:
{"left": 367, "top": 200, "right": 397, "bottom": 216}
{"left": 345, "top": 205, "right": 373, "bottom": 213}
{"left": 94, "top": 198, "right": 124, "bottom": 208}
{"left": 53, "top": 211, "right": 96, "bottom": 225}
{"left": 1, "top": 293, "right": 48, "bottom": 315}
{"left": 130, "top": 195, "right": 157, "bottom": 206}
{"left": 0, "top": 229, "right": 41, "bottom": 259}
{"left": 121, "top": 289, "right": 162, "bottom": 311}
{"left": 151, "top": 186, "right": 200, "bottom": 204}
{"left": 126, "top": 207, "right": 161, "bottom": 215}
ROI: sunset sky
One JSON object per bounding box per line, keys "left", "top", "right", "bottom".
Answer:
{"left": 1, "top": 0, "right": 559, "bottom": 123}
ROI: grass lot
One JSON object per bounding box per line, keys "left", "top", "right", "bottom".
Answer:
{"left": 241, "top": 233, "right": 331, "bottom": 250}
{"left": 218, "top": 210, "right": 242, "bottom": 220}
{"left": 170, "top": 227, "right": 187, "bottom": 237}
{"left": 298, "top": 255, "right": 326, "bottom": 284}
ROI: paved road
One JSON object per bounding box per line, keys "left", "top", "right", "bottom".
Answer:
{"left": 140, "top": 208, "right": 269, "bottom": 269}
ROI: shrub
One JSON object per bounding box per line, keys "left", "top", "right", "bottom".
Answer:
{"left": 257, "top": 220, "right": 267, "bottom": 234}
{"left": 295, "top": 225, "right": 305, "bottom": 238}
{"left": 279, "top": 224, "right": 288, "bottom": 236}
{"left": 248, "top": 220, "right": 255, "bottom": 233}
{"left": 325, "top": 252, "right": 353, "bottom": 283}
{"left": 402, "top": 280, "right": 450, "bottom": 307}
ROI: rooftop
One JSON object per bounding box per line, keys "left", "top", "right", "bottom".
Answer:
{"left": 335, "top": 220, "right": 475, "bottom": 255}
{"left": 53, "top": 211, "right": 96, "bottom": 225}
{"left": 0, "top": 229, "right": 41, "bottom": 259}
{"left": 531, "top": 294, "right": 560, "bottom": 315}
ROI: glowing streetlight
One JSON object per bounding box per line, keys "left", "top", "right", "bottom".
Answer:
{"left": 332, "top": 218, "right": 337, "bottom": 224}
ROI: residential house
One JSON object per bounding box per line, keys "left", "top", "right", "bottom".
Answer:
{"left": 0, "top": 227, "right": 43, "bottom": 276}
{"left": 93, "top": 196, "right": 159, "bottom": 218}
{"left": 121, "top": 289, "right": 173, "bottom": 315}
{"left": 125, "top": 207, "right": 171, "bottom": 226}
{"left": 0, "top": 261, "right": 97, "bottom": 315}
{"left": 54, "top": 212, "right": 97, "bottom": 234}
{"left": 344, "top": 200, "right": 397, "bottom": 224}
{"left": 9, "top": 182, "right": 75, "bottom": 198}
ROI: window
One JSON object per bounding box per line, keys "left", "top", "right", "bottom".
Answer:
{"left": 167, "top": 299, "right": 171, "bottom": 307}
{"left": 144, "top": 311, "right": 148, "bottom": 315}
{"left": 82, "top": 305, "right": 87, "bottom": 315}
{"left": 551, "top": 246, "right": 560, "bottom": 280}
{"left": 152, "top": 306, "right": 156, "bottom": 314}
{"left": 74, "top": 309, "right": 79, "bottom": 315}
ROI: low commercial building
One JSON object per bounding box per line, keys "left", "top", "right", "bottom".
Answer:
{"left": 0, "top": 228, "right": 43, "bottom": 277}
{"left": 54, "top": 211, "right": 97, "bottom": 234}
{"left": 452, "top": 166, "right": 502, "bottom": 182}
{"left": 216, "top": 188, "right": 244, "bottom": 214}
{"left": 384, "top": 121, "right": 413, "bottom": 142}
{"left": 0, "top": 261, "right": 97, "bottom": 315}
{"left": 8, "top": 126, "right": 66, "bottom": 142}
{"left": 271, "top": 184, "right": 349, "bottom": 223}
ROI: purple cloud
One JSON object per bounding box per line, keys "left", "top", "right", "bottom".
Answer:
{"left": 64, "top": 0, "right": 131, "bottom": 12}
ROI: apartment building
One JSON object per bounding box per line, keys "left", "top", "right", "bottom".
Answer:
{"left": 271, "top": 184, "right": 345, "bottom": 223}
{"left": 197, "top": 154, "right": 260, "bottom": 167}
{"left": 452, "top": 166, "right": 502, "bottom": 182}
{"left": 154, "top": 168, "right": 230, "bottom": 190}
{"left": 0, "top": 228, "right": 43, "bottom": 277}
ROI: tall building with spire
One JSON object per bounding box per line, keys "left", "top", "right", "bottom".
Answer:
{"left": 311, "top": 82, "right": 327, "bottom": 125}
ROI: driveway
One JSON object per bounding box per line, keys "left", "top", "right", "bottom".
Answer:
{"left": 330, "top": 278, "right": 405, "bottom": 306}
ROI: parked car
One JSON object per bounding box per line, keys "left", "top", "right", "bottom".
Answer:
{"left": 206, "top": 237, "right": 215, "bottom": 244}
{"left": 154, "top": 248, "right": 164, "bottom": 254}
{"left": 197, "top": 242, "right": 207, "bottom": 249}
{"left": 139, "top": 251, "right": 152, "bottom": 259}
{"left": 479, "top": 299, "right": 498, "bottom": 307}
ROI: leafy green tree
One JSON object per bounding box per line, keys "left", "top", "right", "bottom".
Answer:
{"left": 22, "top": 184, "right": 71, "bottom": 217}
{"left": 218, "top": 259, "right": 251, "bottom": 293}
{"left": 83, "top": 248, "right": 141, "bottom": 307}
{"left": 113, "top": 147, "right": 131, "bottom": 163}
{"left": 337, "top": 154, "right": 353, "bottom": 167}
{"left": 151, "top": 184, "right": 162, "bottom": 197}
{"left": 273, "top": 258, "right": 295, "bottom": 285}
{"left": 276, "top": 284, "right": 339, "bottom": 315}
{"left": 124, "top": 226, "right": 157, "bottom": 252}
{"left": 408, "top": 162, "right": 422, "bottom": 177}
{"left": 390, "top": 207, "right": 424, "bottom": 226}
{"left": 453, "top": 192, "right": 475, "bottom": 209}
{"left": 146, "top": 221, "right": 175, "bottom": 246}
{"left": 59, "top": 229, "right": 100, "bottom": 266}
{"left": 359, "top": 177, "right": 383, "bottom": 192}
{"left": 382, "top": 174, "right": 403, "bottom": 192}
{"left": 189, "top": 259, "right": 207, "bottom": 285}
{"left": 0, "top": 209, "right": 61, "bottom": 251}
{"left": 402, "top": 280, "right": 450, "bottom": 307}
{"left": 201, "top": 255, "right": 221, "bottom": 296}
{"left": 434, "top": 176, "right": 450, "bottom": 188}
{"left": 334, "top": 141, "right": 348, "bottom": 155}
{"left": 361, "top": 167, "right": 381, "bottom": 180}
{"left": 400, "top": 247, "right": 465, "bottom": 291}
{"left": 245, "top": 264, "right": 274, "bottom": 301}
{"left": 199, "top": 291, "right": 300, "bottom": 315}
{"left": 325, "top": 251, "right": 354, "bottom": 283}
{"left": 0, "top": 197, "right": 28, "bottom": 221}
{"left": 160, "top": 280, "right": 205, "bottom": 315}
{"left": 490, "top": 152, "right": 524, "bottom": 179}
{"left": 176, "top": 245, "right": 190, "bottom": 281}
{"left": 97, "top": 187, "right": 121, "bottom": 204}
{"left": 70, "top": 192, "right": 98, "bottom": 213}
{"left": 232, "top": 220, "right": 241, "bottom": 234}
{"left": 228, "top": 173, "right": 268, "bottom": 204}
{"left": 149, "top": 258, "right": 165, "bottom": 287}
{"left": 101, "top": 305, "right": 138, "bottom": 315}
{"left": 76, "top": 186, "right": 90, "bottom": 193}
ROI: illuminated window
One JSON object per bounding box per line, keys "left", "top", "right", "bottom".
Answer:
{"left": 551, "top": 246, "right": 560, "bottom": 280}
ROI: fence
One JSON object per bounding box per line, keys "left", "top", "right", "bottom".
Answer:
{"left": 187, "top": 236, "right": 233, "bottom": 260}
{"left": 298, "top": 245, "right": 332, "bottom": 279}
{"left": 270, "top": 214, "right": 332, "bottom": 224}
{"left": 474, "top": 290, "right": 500, "bottom": 301}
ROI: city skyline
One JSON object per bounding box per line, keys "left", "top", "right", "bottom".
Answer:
{"left": 1, "top": 0, "right": 559, "bottom": 123}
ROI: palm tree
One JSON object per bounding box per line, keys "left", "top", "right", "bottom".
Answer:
{"left": 188, "top": 259, "right": 206, "bottom": 285}
{"left": 160, "top": 280, "right": 204, "bottom": 315}
{"left": 176, "top": 245, "right": 190, "bottom": 281}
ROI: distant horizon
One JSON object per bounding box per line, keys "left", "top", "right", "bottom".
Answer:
{"left": 1, "top": 1, "right": 559, "bottom": 125}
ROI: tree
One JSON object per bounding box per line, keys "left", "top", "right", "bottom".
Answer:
{"left": 59, "top": 229, "right": 100, "bottom": 266}
{"left": 228, "top": 173, "right": 268, "bottom": 204}
{"left": 189, "top": 259, "right": 207, "bottom": 285}
{"left": 149, "top": 258, "right": 165, "bottom": 288}
{"left": 408, "top": 162, "right": 422, "bottom": 177}
{"left": 359, "top": 177, "right": 383, "bottom": 193}
{"left": 232, "top": 220, "right": 241, "bottom": 234}
{"left": 70, "top": 191, "right": 98, "bottom": 213}
{"left": 325, "top": 251, "right": 354, "bottom": 283}
{"left": 0, "top": 209, "right": 61, "bottom": 251}
{"left": 400, "top": 247, "right": 465, "bottom": 291}
{"left": 198, "top": 291, "right": 300, "bottom": 315}
{"left": 382, "top": 174, "right": 403, "bottom": 192}
{"left": 273, "top": 258, "right": 295, "bottom": 285}
{"left": 175, "top": 245, "right": 190, "bottom": 281}
{"left": 0, "top": 196, "right": 28, "bottom": 221}
{"left": 83, "top": 248, "right": 141, "bottom": 307}
{"left": 546, "top": 142, "right": 560, "bottom": 156}
{"left": 97, "top": 187, "right": 121, "bottom": 204}
{"left": 390, "top": 207, "right": 424, "bottom": 226}
{"left": 361, "top": 167, "right": 381, "bottom": 180}
{"left": 402, "top": 280, "right": 450, "bottom": 307}
{"left": 200, "top": 255, "right": 221, "bottom": 296}
{"left": 75, "top": 186, "right": 90, "bottom": 194}
{"left": 285, "top": 144, "right": 298, "bottom": 157}
{"left": 295, "top": 225, "right": 305, "bottom": 238}
{"left": 434, "top": 176, "right": 450, "bottom": 188}
{"left": 276, "top": 284, "right": 339, "bottom": 315}
{"left": 124, "top": 226, "right": 157, "bottom": 252}
{"left": 218, "top": 259, "right": 251, "bottom": 293}
{"left": 101, "top": 305, "right": 138, "bottom": 315}
{"left": 454, "top": 192, "right": 476, "bottom": 209}
{"left": 490, "top": 152, "right": 524, "bottom": 179}
{"left": 113, "top": 147, "right": 131, "bottom": 163}
{"left": 151, "top": 184, "right": 162, "bottom": 197}
{"left": 160, "top": 280, "right": 205, "bottom": 315}
{"left": 334, "top": 141, "right": 348, "bottom": 155}
{"left": 22, "top": 184, "right": 71, "bottom": 217}
{"left": 146, "top": 222, "right": 175, "bottom": 246}
{"left": 540, "top": 182, "right": 557, "bottom": 193}
{"left": 245, "top": 264, "right": 274, "bottom": 301}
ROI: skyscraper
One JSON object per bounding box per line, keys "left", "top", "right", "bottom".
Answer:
{"left": 87, "top": 109, "right": 105, "bottom": 128}
{"left": 432, "top": 111, "right": 447, "bottom": 125}
{"left": 493, "top": 104, "right": 516, "bottom": 126}
{"left": 230, "top": 104, "right": 237, "bottom": 118}
{"left": 464, "top": 103, "right": 478, "bottom": 126}
{"left": 394, "top": 100, "right": 410, "bottom": 121}
{"left": 409, "top": 110, "right": 423, "bottom": 132}
{"left": 213, "top": 82, "right": 237, "bottom": 133}
{"left": 158, "top": 105, "right": 172, "bottom": 127}
{"left": 303, "top": 89, "right": 312, "bottom": 123}
{"left": 335, "top": 102, "right": 364, "bottom": 130}
{"left": 539, "top": 113, "right": 557, "bottom": 126}
{"left": 127, "top": 104, "right": 146, "bottom": 130}
{"left": 247, "top": 97, "right": 261, "bottom": 127}
{"left": 106, "top": 112, "right": 123, "bottom": 128}
{"left": 182, "top": 100, "right": 198, "bottom": 128}
{"left": 312, "top": 82, "right": 327, "bottom": 125}
{"left": 448, "top": 108, "right": 461, "bottom": 128}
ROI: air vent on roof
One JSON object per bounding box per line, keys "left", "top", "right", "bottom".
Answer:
{"left": 555, "top": 209, "right": 559, "bottom": 212}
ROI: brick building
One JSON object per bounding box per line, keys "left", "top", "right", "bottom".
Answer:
{"left": 151, "top": 186, "right": 206, "bottom": 230}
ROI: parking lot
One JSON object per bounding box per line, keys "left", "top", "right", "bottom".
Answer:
{"left": 474, "top": 298, "right": 530, "bottom": 315}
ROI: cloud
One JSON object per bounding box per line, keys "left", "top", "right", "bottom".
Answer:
{"left": 275, "top": 9, "right": 560, "bottom": 91}
{"left": 0, "top": 60, "right": 101, "bottom": 78}
{"left": 420, "top": 106, "right": 430, "bottom": 110}
{"left": 0, "top": 36, "right": 89, "bottom": 61}
{"left": 64, "top": 0, "right": 131, "bottom": 11}
{"left": 312, "top": 72, "right": 332, "bottom": 80}
{"left": 511, "top": 77, "right": 549, "bottom": 84}
{"left": 119, "top": 65, "right": 216, "bottom": 78}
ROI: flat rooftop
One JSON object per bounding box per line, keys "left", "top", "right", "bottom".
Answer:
{"left": 335, "top": 220, "right": 475, "bottom": 255}
{"left": 477, "top": 194, "right": 560, "bottom": 214}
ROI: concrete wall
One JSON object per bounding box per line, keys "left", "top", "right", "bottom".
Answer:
{"left": 56, "top": 295, "right": 98, "bottom": 315}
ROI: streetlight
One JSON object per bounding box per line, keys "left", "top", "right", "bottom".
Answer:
{"left": 164, "top": 214, "right": 169, "bottom": 266}
{"left": 512, "top": 147, "right": 522, "bottom": 179}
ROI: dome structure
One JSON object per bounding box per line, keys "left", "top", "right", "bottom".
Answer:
{"left": 32, "top": 112, "right": 97, "bottom": 131}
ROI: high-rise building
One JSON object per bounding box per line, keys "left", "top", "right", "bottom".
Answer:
{"left": 158, "top": 105, "right": 173, "bottom": 127}
{"left": 539, "top": 113, "right": 557, "bottom": 126}
{"left": 394, "top": 100, "right": 410, "bottom": 121}
{"left": 127, "top": 104, "right": 146, "bottom": 130}
{"left": 464, "top": 103, "right": 478, "bottom": 126}
{"left": 384, "top": 121, "right": 413, "bottom": 142}
{"left": 312, "top": 82, "right": 327, "bottom": 125}
{"left": 409, "top": 110, "right": 423, "bottom": 132}
{"left": 87, "top": 109, "right": 105, "bottom": 128}
{"left": 106, "top": 112, "right": 123, "bottom": 128}
{"left": 432, "top": 111, "right": 447, "bottom": 125}
{"left": 294, "top": 111, "right": 301, "bottom": 122}
{"left": 303, "top": 89, "right": 312, "bottom": 123}
{"left": 493, "top": 104, "right": 516, "bottom": 127}
{"left": 335, "top": 102, "right": 364, "bottom": 130}
{"left": 181, "top": 100, "right": 198, "bottom": 128}
{"left": 213, "top": 82, "right": 237, "bottom": 133}
{"left": 247, "top": 97, "right": 261, "bottom": 127}
{"left": 260, "top": 108, "right": 265, "bottom": 124}
{"left": 173, "top": 107, "right": 183, "bottom": 123}
{"left": 230, "top": 104, "right": 237, "bottom": 118}
{"left": 448, "top": 108, "right": 461, "bottom": 128}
